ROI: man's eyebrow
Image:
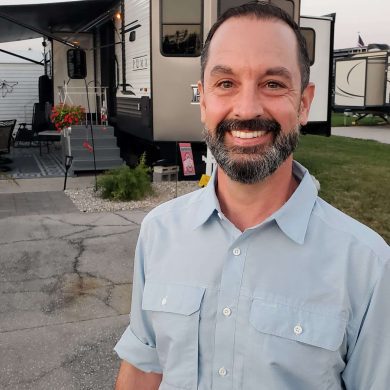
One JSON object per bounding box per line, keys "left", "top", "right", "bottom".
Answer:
{"left": 264, "top": 67, "right": 293, "bottom": 80}
{"left": 209, "top": 65, "right": 234, "bottom": 77}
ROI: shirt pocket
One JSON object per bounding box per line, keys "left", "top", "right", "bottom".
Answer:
{"left": 142, "top": 281, "right": 205, "bottom": 390}
{"left": 249, "top": 299, "right": 346, "bottom": 351}
{"left": 245, "top": 298, "right": 347, "bottom": 389}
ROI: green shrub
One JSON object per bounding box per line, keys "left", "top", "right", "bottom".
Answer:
{"left": 97, "top": 154, "right": 153, "bottom": 201}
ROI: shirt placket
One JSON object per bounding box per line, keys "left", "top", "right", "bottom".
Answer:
{"left": 212, "top": 233, "right": 247, "bottom": 389}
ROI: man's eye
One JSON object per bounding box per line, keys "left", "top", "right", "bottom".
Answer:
{"left": 266, "top": 81, "right": 283, "bottom": 89}
{"left": 218, "top": 80, "right": 233, "bottom": 89}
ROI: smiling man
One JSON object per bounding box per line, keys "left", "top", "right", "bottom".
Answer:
{"left": 114, "top": 3, "right": 390, "bottom": 389}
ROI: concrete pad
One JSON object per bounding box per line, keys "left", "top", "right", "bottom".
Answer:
{"left": 332, "top": 125, "right": 390, "bottom": 144}
{"left": 0, "top": 175, "right": 96, "bottom": 194}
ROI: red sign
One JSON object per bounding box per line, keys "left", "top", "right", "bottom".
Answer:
{"left": 179, "top": 142, "right": 195, "bottom": 176}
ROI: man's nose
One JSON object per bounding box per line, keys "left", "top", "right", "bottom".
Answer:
{"left": 233, "top": 85, "right": 264, "bottom": 119}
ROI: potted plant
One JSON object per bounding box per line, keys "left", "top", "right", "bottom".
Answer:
{"left": 51, "top": 104, "right": 85, "bottom": 132}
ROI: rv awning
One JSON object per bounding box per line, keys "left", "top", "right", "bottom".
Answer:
{"left": 0, "top": 0, "right": 119, "bottom": 43}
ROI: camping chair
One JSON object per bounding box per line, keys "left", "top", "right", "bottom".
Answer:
{"left": 14, "top": 103, "right": 53, "bottom": 147}
{"left": 0, "top": 119, "right": 17, "bottom": 171}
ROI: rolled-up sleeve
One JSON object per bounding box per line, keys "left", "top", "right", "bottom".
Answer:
{"left": 114, "top": 325, "right": 162, "bottom": 373}
{"left": 342, "top": 257, "right": 390, "bottom": 388}
{"left": 114, "top": 221, "right": 162, "bottom": 373}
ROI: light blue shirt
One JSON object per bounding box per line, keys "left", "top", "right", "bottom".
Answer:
{"left": 115, "top": 161, "right": 390, "bottom": 390}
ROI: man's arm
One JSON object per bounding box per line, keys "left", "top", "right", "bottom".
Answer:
{"left": 342, "top": 259, "right": 390, "bottom": 388}
{"left": 115, "top": 360, "right": 162, "bottom": 390}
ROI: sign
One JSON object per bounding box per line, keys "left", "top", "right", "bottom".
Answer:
{"left": 191, "top": 84, "right": 200, "bottom": 104}
{"left": 179, "top": 142, "right": 195, "bottom": 176}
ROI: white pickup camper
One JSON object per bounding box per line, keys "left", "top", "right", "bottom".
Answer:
{"left": 334, "top": 46, "right": 390, "bottom": 114}
{"left": 114, "top": 0, "right": 335, "bottom": 166}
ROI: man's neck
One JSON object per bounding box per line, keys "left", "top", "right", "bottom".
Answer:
{"left": 216, "top": 157, "right": 298, "bottom": 232}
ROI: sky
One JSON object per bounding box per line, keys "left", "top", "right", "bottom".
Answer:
{"left": 0, "top": 0, "right": 389, "bottom": 51}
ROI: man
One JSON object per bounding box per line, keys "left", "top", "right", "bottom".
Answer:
{"left": 115, "top": 3, "right": 390, "bottom": 389}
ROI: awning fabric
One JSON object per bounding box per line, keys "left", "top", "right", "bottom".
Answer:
{"left": 0, "top": 0, "right": 118, "bottom": 43}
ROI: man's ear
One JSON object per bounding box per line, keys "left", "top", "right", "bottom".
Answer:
{"left": 198, "top": 80, "right": 206, "bottom": 124}
{"left": 298, "top": 82, "right": 315, "bottom": 126}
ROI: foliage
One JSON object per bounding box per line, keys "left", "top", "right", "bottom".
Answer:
{"left": 295, "top": 134, "right": 390, "bottom": 243}
{"left": 51, "top": 104, "right": 85, "bottom": 131}
{"left": 97, "top": 154, "right": 153, "bottom": 201}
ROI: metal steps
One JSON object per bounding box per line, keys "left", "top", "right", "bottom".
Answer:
{"left": 62, "top": 125, "right": 124, "bottom": 175}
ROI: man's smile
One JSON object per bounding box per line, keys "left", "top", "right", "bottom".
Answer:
{"left": 231, "top": 130, "right": 268, "bottom": 139}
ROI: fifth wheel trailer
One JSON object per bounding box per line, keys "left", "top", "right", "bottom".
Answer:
{"left": 114, "top": 0, "right": 335, "bottom": 168}
{"left": 334, "top": 47, "right": 390, "bottom": 114}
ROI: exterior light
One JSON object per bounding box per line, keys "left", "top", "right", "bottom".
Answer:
{"left": 63, "top": 155, "right": 74, "bottom": 191}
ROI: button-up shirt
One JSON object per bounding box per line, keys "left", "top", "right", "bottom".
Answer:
{"left": 115, "top": 161, "right": 390, "bottom": 390}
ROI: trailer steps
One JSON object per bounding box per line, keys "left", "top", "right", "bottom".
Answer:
{"left": 61, "top": 125, "right": 124, "bottom": 176}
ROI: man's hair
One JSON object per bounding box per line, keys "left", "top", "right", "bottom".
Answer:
{"left": 200, "top": 1, "right": 310, "bottom": 92}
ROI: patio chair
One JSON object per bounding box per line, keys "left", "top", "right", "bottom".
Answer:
{"left": 14, "top": 103, "right": 54, "bottom": 147}
{"left": 0, "top": 119, "right": 17, "bottom": 171}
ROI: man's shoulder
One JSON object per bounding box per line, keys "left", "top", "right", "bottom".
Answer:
{"left": 312, "top": 197, "right": 389, "bottom": 260}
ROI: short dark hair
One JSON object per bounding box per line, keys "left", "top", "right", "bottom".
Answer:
{"left": 200, "top": 1, "right": 310, "bottom": 92}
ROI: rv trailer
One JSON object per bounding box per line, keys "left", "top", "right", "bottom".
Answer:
{"left": 334, "top": 46, "right": 390, "bottom": 116}
{"left": 0, "top": 0, "right": 335, "bottom": 174}
{"left": 114, "top": 0, "right": 335, "bottom": 168}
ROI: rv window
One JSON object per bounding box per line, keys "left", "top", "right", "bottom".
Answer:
{"left": 218, "top": 0, "right": 294, "bottom": 20}
{"left": 301, "top": 28, "right": 315, "bottom": 66}
{"left": 161, "top": 0, "right": 203, "bottom": 56}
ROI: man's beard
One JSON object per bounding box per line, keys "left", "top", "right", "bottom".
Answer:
{"left": 203, "top": 118, "right": 300, "bottom": 184}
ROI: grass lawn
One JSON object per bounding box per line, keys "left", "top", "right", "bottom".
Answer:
{"left": 332, "top": 112, "right": 387, "bottom": 127}
{"left": 295, "top": 134, "right": 390, "bottom": 244}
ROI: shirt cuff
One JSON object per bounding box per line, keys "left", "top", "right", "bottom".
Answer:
{"left": 114, "top": 325, "right": 162, "bottom": 373}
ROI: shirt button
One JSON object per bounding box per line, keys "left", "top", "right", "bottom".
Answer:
{"left": 222, "top": 307, "right": 231, "bottom": 317}
{"left": 294, "top": 324, "right": 303, "bottom": 335}
{"left": 218, "top": 367, "right": 227, "bottom": 376}
{"left": 161, "top": 297, "right": 167, "bottom": 305}
{"left": 232, "top": 247, "right": 241, "bottom": 256}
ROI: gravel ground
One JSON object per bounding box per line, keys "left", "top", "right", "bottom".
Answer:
{"left": 64, "top": 181, "right": 200, "bottom": 213}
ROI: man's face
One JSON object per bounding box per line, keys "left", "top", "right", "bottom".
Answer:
{"left": 198, "top": 16, "right": 314, "bottom": 184}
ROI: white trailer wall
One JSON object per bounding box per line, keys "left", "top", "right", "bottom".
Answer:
{"left": 0, "top": 50, "right": 44, "bottom": 131}
{"left": 52, "top": 34, "right": 95, "bottom": 109}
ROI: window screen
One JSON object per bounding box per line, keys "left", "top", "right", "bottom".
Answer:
{"left": 218, "top": 0, "right": 295, "bottom": 20}
{"left": 161, "top": 0, "right": 203, "bottom": 56}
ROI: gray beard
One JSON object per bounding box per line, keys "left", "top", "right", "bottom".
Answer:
{"left": 203, "top": 125, "right": 300, "bottom": 184}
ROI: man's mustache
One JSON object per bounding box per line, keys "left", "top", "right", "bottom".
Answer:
{"left": 216, "top": 118, "right": 281, "bottom": 137}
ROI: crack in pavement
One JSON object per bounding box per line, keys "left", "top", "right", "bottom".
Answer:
{"left": 0, "top": 313, "right": 129, "bottom": 334}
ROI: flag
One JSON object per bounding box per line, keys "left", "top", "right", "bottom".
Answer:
{"left": 358, "top": 34, "right": 365, "bottom": 47}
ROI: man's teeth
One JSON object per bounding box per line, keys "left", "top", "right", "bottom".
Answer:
{"left": 231, "top": 130, "right": 266, "bottom": 139}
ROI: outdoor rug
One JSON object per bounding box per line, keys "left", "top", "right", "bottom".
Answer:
{"left": 1, "top": 145, "right": 65, "bottom": 179}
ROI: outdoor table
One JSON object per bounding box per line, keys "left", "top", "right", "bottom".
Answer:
{"left": 37, "top": 130, "right": 61, "bottom": 156}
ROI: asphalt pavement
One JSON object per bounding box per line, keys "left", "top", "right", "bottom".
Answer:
{"left": 0, "top": 193, "right": 147, "bottom": 389}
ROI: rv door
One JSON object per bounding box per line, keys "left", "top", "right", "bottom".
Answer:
{"left": 300, "top": 15, "right": 335, "bottom": 136}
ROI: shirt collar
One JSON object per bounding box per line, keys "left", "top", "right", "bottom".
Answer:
{"left": 192, "top": 168, "right": 221, "bottom": 229}
{"left": 192, "top": 161, "right": 318, "bottom": 244}
{"left": 272, "top": 161, "right": 318, "bottom": 245}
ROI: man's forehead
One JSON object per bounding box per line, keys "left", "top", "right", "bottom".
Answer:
{"left": 209, "top": 15, "right": 296, "bottom": 50}
{"left": 205, "top": 16, "right": 299, "bottom": 75}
